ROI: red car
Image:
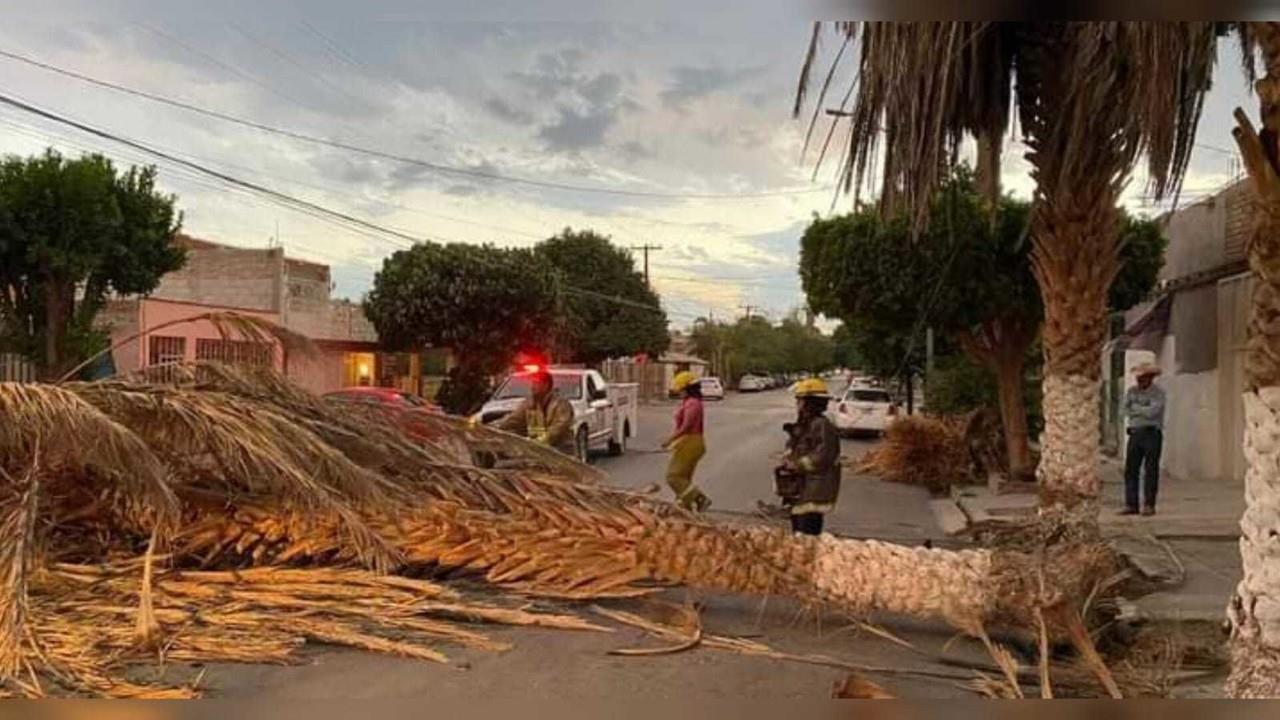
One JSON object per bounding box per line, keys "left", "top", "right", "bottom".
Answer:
{"left": 322, "top": 387, "right": 442, "bottom": 414}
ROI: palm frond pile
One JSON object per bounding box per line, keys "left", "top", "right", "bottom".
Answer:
{"left": 858, "top": 415, "right": 978, "bottom": 494}
{"left": 1, "top": 364, "right": 1117, "bottom": 697}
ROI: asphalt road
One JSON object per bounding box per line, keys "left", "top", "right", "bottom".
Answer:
{"left": 200, "top": 386, "right": 980, "bottom": 700}
{"left": 598, "top": 384, "right": 942, "bottom": 543}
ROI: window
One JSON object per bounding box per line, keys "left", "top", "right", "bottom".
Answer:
{"left": 195, "top": 339, "right": 273, "bottom": 367}
{"left": 148, "top": 336, "right": 186, "bottom": 366}
{"left": 847, "top": 389, "right": 892, "bottom": 403}
{"left": 495, "top": 373, "right": 583, "bottom": 400}
{"left": 586, "top": 373, "right": 606, "bottom": 400}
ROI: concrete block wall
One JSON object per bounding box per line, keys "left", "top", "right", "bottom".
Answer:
{"left": 153, "top": 237, "right": 284, "bottom": 312}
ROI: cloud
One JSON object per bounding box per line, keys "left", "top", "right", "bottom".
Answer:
{"left": 385, "top": 158, "right": 501, "bottom": 192}
{"left": 484, "top": 97, "right": 534, "bottom": 124}
{"left": 618, "top": 140, "right": 653, "bottom": 162}
{"left": 660, "top": 64, "right": 765, "bottom": 109}
{"left": 538, "top": 105, "right": 619, "bottom": 152}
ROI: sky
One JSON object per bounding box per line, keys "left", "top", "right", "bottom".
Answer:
{"left": 0, "top": 5, "right": 1257, "bottom": 330}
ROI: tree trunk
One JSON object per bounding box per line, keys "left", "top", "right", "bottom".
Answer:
{"left": 1226, "top": 22, "right": 1280, "bottom": 697}
{"left": 956, "top": 320, "right": 1038, "bottom": 483}
{"left": 994, "top": 345, "right": 1034, "bottom": 483}
{"left": 41, "top": 278, "right": 71, "bottom": 380}
{"left": 1030, "top": 196, "right": 1119, "bottom": 509}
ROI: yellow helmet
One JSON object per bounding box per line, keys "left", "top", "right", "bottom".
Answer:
{"left": 671, "top": 371, "right": 699, "bottom": 394}
{"left": 793, "top": 377, "right": 830, "bottom": 399}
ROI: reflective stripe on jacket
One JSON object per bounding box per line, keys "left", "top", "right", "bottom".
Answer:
{"left": 495, "top": 392, "right": 576, "bottom": 454}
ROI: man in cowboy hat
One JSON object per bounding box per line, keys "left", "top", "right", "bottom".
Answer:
{"left": 1121, "top": 362, "right": 1166, "bottom": 516}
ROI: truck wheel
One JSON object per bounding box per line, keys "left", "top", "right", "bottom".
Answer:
{"left": 608, "top": 422, "right": 628, "bottom": 456}
{"left": 575, "top": 427, "right": 590, "bottom": 464}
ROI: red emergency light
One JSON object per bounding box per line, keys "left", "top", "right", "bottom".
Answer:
{"left": 514, "top": 349, "right": 550, "bottom": 375}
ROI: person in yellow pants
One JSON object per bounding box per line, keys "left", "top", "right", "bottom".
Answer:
{"left": 662, "top": 371, "right": 711, "bottom": 512}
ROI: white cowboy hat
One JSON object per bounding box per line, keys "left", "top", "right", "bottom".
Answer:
{"left": 1133, "top": 362, "right": 1162, "bottom": 377}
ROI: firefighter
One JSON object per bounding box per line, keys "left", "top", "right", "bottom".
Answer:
{"left": 494, "top": 368, "right": 577, "bottom": 457}
{"left": 662, "top": 371, "right": 712, "bottom": 512}
{"left": 781, "top": 377, "right": 841, "bottom": 535}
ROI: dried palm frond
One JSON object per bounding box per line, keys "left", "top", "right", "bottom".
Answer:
{"left": 796, "top": 22, "right": 1220, "bottom": 225}
{"left": 858, "top": 415, "right": 976, "bottom": 494}
{"left": 0, "top": 384, "right": 177, "bottom": 519}
{"left": 0, "top": 455, "right": 40, "bottom": 678}
{"left": 13, "top": 561, "right": 602, "bottom": 697}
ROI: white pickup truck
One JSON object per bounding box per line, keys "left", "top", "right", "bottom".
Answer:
{"left": 476, "top": 368, "right": 639, "bottom": 462}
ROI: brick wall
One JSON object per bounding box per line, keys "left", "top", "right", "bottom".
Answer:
{"left": 153, "top": 237, "right": 284, "bottom": 312}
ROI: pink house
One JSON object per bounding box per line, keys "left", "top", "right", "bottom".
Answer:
{"left": 100, "top": 236, "right": 441, "bottom": 396}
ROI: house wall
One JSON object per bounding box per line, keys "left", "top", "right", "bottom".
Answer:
{"left": 1143, "top": 334, "right": 1222, "bottom": 482}
{"left": 98, "top": 236, "right": 414, "bottom": 396}
{"left": 153, "top": 238, "right": 284, "bottom": 312}
{"left": 1219, "top": 272, "right": 1252, "bottom": 483}
{"left": 1108, "top": 181, "right": 1251, "bottom": 484}
{"left": 106, "top": 298, "right": 284, "bottom": 375}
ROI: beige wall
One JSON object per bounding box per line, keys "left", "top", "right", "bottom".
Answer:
{"left": 154, "top": 239, "right": 284, "bottom": 312}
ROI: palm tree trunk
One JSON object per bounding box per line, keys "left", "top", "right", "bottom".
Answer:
{"left": 1226, "top": 22, "right": 1280, "bottom": 697}
{"left": 183, "top": 493, "right": 1115, "bottom": 640}
{"left": 1030, "top": 191, "right": 1120, "bottom": 509}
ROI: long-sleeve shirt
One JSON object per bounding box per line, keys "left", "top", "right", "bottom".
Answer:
{"left": 672, "top": 396, "right": 704, "bottom": 438}
{"left": 1123, "top": 384, "right": 1166, "bottom": 430}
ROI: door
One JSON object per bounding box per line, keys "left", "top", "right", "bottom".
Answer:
{"left": 585, "top": 372, "right": 611, "bottom": 442}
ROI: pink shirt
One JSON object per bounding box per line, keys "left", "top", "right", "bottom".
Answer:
{"left": 673, "top": 396, "right": 704, "bottom": 437}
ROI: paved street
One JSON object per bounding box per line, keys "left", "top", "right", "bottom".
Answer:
{"left": 598, "top": 384, "right": 942, "bottom": 543}
{"left": 203, "top": 386, "right": 978, "bottom": 699}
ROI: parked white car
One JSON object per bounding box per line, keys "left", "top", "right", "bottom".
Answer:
{"left": 833, "top": 385, "right": 898, "bottom": 437}
{"left": 699, "top": 376, "right": 725, "bottom": 400}
{"left": 738, "top": 374, "right": 769, "bottom": 393}
{"left": 476, "top": 368, "right": 638, "bottom": 461}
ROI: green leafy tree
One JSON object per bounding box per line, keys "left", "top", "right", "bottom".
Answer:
{"left": 0, "top": 149, "right": 185, "bottom": 377}
{"left": 364, "top": 242, "right": 561, "bottom": 414}
{"left": 535, "top": 228, "right": 669, "bottom": 363}
{"left": 800, "top": 173, "right": 1164, "bottom": 480}
{"left": 689, "top": 313, "right": 834, "bottom": 382}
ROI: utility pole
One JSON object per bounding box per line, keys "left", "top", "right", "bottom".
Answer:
{"left": 739, "top": 304, "right": 757, "bottom": 320}
{"left": 629, "top": 244, "right": 663, "bottom": 288}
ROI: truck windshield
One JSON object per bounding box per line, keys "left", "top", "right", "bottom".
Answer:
{"left": 495, "top": 373, "right": 583, "bottom": 400}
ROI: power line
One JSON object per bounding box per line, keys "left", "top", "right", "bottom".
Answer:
{"left": 0, "top": 91, "right": 435, "bottom": 248}
{"left": 0, "top": 46, "right": 832, "bottom": 202}
{"left": 0, "top": 94, "right": 708, "bottom": 320}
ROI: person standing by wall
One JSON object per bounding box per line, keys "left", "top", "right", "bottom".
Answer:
{"left": 1121, "top": 362, "right": 1166, "bottom": 516}
{"left": 662, "top": 371, "right": 712, "bottom": 512}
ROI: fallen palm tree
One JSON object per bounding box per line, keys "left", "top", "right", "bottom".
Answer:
{"left": 0, "top": 366, "right": 1121, "bottom": 697}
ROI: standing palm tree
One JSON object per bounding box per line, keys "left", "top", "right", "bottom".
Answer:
{"left": 798, "top": 20, "right": 1280, "bottom": 697}
{"left": 1226, "top": 21, "right": 1280, "bottom": 699}
{"left": 797, "top": 22, "right": 1218, "bottom": 508}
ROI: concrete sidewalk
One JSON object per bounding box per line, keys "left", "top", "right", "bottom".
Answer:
{"left": 930, "top": 457, "right": 1244, "bottom": 627}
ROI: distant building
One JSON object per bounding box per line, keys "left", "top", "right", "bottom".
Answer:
{"left": 100, "top": 236, "right": 447, "bottom": 396}
{"left": 600, "top": 351, "right": 709, "bottom": 401}
{"left": 1106, "top": 180, "right": 1251, "bottom": 483}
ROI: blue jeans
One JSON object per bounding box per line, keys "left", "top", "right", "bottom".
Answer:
{"left": 1124, "top": 427, "right": 1163, "bottom": 510}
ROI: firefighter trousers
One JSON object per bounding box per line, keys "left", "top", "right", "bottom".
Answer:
{"left": 666, "top": 434, "right": 710, "bottom": 511}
